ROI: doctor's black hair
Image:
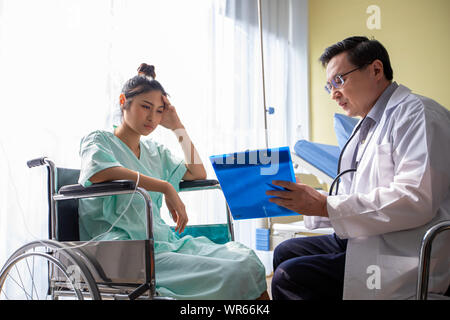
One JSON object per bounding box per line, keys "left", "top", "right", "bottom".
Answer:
{"left": 121, "top": 63, "right": 168, "bottom": 111}
{"left": 319, "top": 36, "right": 393, "bottom": 81}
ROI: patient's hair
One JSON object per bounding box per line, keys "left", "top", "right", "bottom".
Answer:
{"left": 319, "top": 36, "right": 393, "bottom": 81}
{"left": 121, "top": 63, "right": 168, "bottom": 110}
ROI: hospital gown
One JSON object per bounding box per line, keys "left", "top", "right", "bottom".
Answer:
{"left": 78, "top": 130, "right": 267, "bottom": 299}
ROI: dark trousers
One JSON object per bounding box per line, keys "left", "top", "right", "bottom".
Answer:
{"left": 271, "top": 233, "right": 347, "bottom": 300}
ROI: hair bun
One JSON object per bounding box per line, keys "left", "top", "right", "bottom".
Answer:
{"left": 137, "top": 63, "right": 156, "bottom": 79}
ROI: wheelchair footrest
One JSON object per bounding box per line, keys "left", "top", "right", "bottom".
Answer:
{"left": 128, "top": 283, "right": 151, "bottom": 300}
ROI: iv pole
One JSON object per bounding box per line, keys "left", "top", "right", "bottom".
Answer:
{"left": 258, "top": 0, "right": 269, "bottom": 150}
{"left": 257, "top": 0, "right": 271, "bottom": 232}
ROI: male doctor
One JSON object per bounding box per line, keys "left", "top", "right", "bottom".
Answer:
{"left": 268, "top": 36, "right": 450, "bottom": 300}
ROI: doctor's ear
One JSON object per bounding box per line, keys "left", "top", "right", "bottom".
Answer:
{"left": 371, "top": 59, "right": 384, "bottom": 79}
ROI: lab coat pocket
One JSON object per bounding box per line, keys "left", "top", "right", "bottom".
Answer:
{"left": 373, "top": 143, "right": 394, "bottom": 187}
{"left": 376, "top": 254, "right": 418, "bottom": 299}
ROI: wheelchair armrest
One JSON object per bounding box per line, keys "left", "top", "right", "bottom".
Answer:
{"left": 58, "top": 180, "right": 136, "bottom": 197}
{"left": 177, "top": 179, "right": 233, "bottom": 241}
{"left": 179, "top": 179, "right": 219, "bottom": 191}
{"left": 58, "top": 179, "right": 219, "bottom": 197}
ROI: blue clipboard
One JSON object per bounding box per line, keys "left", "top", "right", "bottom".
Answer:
{"left": 209, "top": 147, "right": 299, "bottom": 220}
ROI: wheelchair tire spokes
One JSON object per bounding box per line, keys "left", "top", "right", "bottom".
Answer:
{"left": 0, "top": 241, "right": 100, "bottom": 300}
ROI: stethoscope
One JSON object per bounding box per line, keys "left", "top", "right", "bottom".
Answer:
{"left": 328, "top": 117, "right": 367, "bottom": 196}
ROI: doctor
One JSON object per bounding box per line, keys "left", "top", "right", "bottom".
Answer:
{"left": 268, "top": 36, "right": 450, "bottom": 300}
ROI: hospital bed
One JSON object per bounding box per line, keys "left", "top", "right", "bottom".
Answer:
{"left": 0, "top": 157, "right": 233, "bottom": 300}
{"left": 291, "top": 113, "right": 359, "bottom": 185}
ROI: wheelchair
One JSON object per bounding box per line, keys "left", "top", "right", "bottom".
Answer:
{"left": 0, "top": 157, "right": 234, "bottom": 300}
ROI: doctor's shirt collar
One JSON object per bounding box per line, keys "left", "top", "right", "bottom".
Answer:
{"left": 366, "top": 81, "right": 399, "bottom": 124}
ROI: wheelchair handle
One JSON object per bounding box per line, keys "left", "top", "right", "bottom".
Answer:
{"left": 179, "top": 179, "right": 219, "bottom": 189}
{"left": 27, "top": 157, "right": 48, "bottom": 168}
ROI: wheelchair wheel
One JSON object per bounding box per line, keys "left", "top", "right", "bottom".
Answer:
{"left": 0, "top": 240, "right": 101, "bottom": 300}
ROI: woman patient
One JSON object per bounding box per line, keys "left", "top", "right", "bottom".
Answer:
{"left": 77, "top": 63, "right": 268, "bottom": 300}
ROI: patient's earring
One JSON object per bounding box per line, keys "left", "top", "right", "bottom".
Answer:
{"left": 119, "top": 93, "right": 126, "bottom": 107}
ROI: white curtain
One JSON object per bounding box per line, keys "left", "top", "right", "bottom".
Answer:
{"left": 218, "top": 0, "right": 309, "bottom": 250}
{"left": 0, "top": 0, "right": 308, "bottom": 274}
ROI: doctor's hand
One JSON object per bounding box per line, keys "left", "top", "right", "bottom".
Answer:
{"left": 160, "top": 95, "right": 184, "bottom": 131}
{"left": 266, "top": 180, "right": 329, "bottom": 217}
{"left": 163, "top": 184, "right": 188, "bottom": 234}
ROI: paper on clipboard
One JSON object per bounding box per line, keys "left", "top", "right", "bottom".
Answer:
{"left": 209, "top": 147, "right": 299, "bottom": 220}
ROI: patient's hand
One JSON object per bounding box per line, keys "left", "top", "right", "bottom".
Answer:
{"left": 266, "top": 180, "right": 328, "bottom": 217}
{"left": 163, "top": 184, "right": 189, "bottom": 233}
{"left": 160, "top": 95, "right": 184, "bottom": 131}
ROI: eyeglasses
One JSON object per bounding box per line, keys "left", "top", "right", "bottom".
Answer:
{"left": 324, "top": 65, "right": 365, "bottom": 94}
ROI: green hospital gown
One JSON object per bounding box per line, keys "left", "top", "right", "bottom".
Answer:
{"left": 78, "top": 130, "right": 267, "bottom": 299}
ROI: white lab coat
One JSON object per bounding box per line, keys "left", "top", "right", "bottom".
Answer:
{"left": 305, "top": 84, "right": 450, "bottom": 299}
